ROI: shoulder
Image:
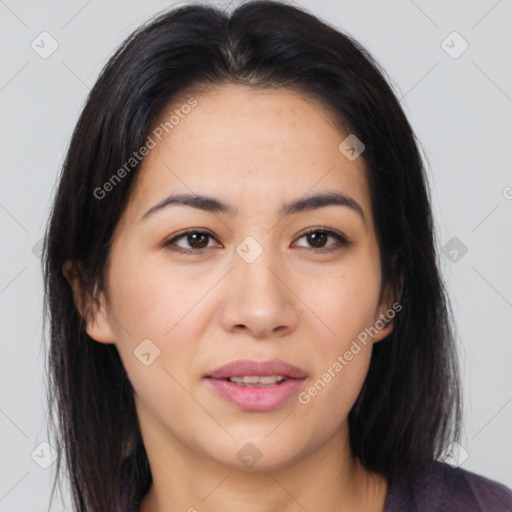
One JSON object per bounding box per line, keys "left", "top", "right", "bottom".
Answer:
{"left": 384, "top": 460, "right": 512, "bottom": 512}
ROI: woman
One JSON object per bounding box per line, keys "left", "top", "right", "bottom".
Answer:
{"left": 42, "top": 1, "right": 512, "bottom": 511}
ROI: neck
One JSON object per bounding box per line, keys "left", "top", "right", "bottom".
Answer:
{"left": 137, "top": 409, "right": 388, "bottom": 512}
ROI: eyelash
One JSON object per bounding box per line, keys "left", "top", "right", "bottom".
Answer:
{"left": 161, "top": 227, "right": 352, "bottom": 254}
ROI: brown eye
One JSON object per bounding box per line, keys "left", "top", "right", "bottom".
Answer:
{"left": 162, "top": 227, "right": 352, "bottom": 255}
{"left": 184, "top": 232, "right": 210, "bottom": 249}
{"left": 305, "top": 231, "right": 328, "bottom": 248}
{"left": 294, "top": 228, "right": 352, "bottom": 253}
{"left": 162, "top": 230, "right": 218, "bottom": 252}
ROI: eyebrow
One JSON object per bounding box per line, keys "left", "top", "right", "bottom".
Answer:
{"left": 140, "top": 191, "right": 366, "bottom": 224}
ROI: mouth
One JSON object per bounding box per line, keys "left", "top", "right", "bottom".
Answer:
{"left": 203, "top": 359, "right": 307, "bottom": 412}
{"left": 204, "top": 358, "right": 308, "bottom": 380}
{"left": 209, "top": 375, "right": 290, "bottom": 387}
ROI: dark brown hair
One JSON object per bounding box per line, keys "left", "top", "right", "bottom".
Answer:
{"left": 43, "top": 1, "right": 461, "bottom": 510}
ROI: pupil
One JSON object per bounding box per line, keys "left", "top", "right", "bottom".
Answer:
{"left": 187, "top": 232, "right": 327, "bottom": 250}
{"left": 309, "top": 232, "right": 326, "bottom": 248}
{"left": 190, "top": 233, "right": 208, "bottom": 249}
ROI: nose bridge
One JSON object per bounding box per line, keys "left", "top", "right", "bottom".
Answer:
{"left": 219, "top": 233, "right": 298, "bottom": 336}
{"left": 234, "top": 234, "right": 282, "bottom": 298}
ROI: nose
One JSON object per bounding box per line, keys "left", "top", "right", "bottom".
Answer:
{"left": 219, "top": 246, "right": 299, "bottom": 339}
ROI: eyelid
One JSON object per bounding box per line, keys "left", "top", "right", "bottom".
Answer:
{"left": 161, "top": 227, "right": 353, "bottom": 253}
{"left": 160, "top": 228, "right": 220, "bottom": 252}
{"left": 293, "top": 227, "right": 353, "bottom": 252}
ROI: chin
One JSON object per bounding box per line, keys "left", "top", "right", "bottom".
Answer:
{"left": 202, "top": 435, "right": 308, "bottom": 472}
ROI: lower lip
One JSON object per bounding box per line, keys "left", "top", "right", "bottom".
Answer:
{"left": 205, "top": 377, "right": 306, "bottom": 412}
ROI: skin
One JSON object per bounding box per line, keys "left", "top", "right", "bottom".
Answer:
{"left": 66, "top": 84, "right": 397, "bottom": 512}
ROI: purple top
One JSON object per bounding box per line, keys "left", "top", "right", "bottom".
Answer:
{"left": 128, "top": 460, "right": 512, "bottom": 511}
{"left": 383, "top": 460, "right": 512, "bottom": 511}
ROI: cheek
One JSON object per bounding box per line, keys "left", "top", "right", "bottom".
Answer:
{"left": 304, "top": 258, "right": 381, "bottom": 340}
{"left": 107, "top": 253, "right": 210, "bottom": 382}
{"left": 109, "top": 262, "right": 200, "bottom": 413}
{"left": 296, "top": 253, "right": 380, "bottom": 417}
{"left": 299, "top": 316, "right": 374, "bottom": 435}
{"left": 108, "top": 253, "right": 196, "bottom": 339}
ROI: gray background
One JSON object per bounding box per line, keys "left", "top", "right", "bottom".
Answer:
{"left": 1, "top": 0, "right": 511, "bottom": 510}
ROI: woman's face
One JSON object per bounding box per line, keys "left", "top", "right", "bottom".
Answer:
{"left": 84, "top": 84, "right": 394, "bottom": 471}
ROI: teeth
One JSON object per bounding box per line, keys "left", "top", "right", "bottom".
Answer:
{"left": 228, "top": 375, "right": 286, "bottom": 386}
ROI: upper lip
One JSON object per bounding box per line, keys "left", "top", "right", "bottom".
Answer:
{"left": 205, "top": 359, "right": 308, "bottom": 379}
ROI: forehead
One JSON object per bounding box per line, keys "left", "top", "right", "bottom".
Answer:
{"left": 126, "top": 84, "right": 372, "bottom": 224}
